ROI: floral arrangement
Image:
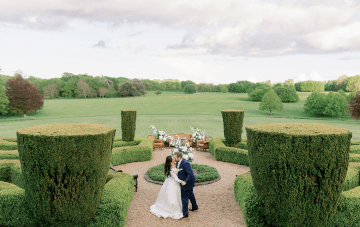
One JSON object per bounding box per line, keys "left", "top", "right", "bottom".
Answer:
{"left": 169, "top": 136, "right": 195, "bottom": 162}
{"left": 190, "top": 126, "right": 206, "bottom": 145}
{"left": 150, "top": 125, "right": 170, "bottom": 142}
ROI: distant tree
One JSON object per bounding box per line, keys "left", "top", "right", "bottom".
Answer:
{"left": 97, "top": 87, "right": 108, "bottom": 98}
{"left": 303, "top": 91, "right": 327, "bottom": 116}
{"left": 348, "top": 91, "right": 360, "bottom": 121}
{"left": 336, "top": 75, "right": 348, "bottom": 91}
{"left": 118, "top": 82, "right": 137, "bottom": 97}
{"left": 76, "top": 79, "right": 93, "bottom": 98}
{"left": 294, "top": 81, "right": 324, "bottom": 92}
{"left": 5, "top": 75, "right": 44, "bottom": 117}
{"left": 275, "top": 84, "right": 299, "bottom": 102}
{"left": 259, "top": 90, "right": 283, "bottom": 115}
{"left": 222, "top": 87, "right": 228, "bottom": 93}
{"left": 323, "top": 92, "right": 349, "bottom": 119}
{"left": 181, "top": 80, "right": 196, "bottom": 90}
{"left": 0, "top": 84, "right": 9, "bottom": 115}
{"left": 155, "top": 90, "right": 162, "bottom": 95}
{"left": 184, "top": 84, "right": 196, "bottom": 94}
{"left": 345, "top": 75, "right": 360, "bottom": 92}
{"left": 324, "top": 80, "right": 338, "bottom": 91}
{"left": 114, "top": 82, "right": 119, "bottom": 92}
{"left": 61, "top": 77, "right": 78, "bottom": 98}
{"left": 284, "top": 79, "right": 294, "bottom": 86}
{"left": 43, "top": 83, "right": 59, "bottom": 98}
{"left": 249, "top": 87, "right": 272, "bottom": 101}
{"left": 215, "top": 85, "right": 223, "bottom": 92}
{"left": 131, "top": 79, "right": 146, "bottom": 95}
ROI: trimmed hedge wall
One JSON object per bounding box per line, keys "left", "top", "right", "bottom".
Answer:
{"left": 245, "top": 123, "right": 352, "bottom": 227}
{"left": 0, "top": 138, "right": 18, "bottom": 150}
{"left": 234, "top": 163, "right": 360, "bottom": 227}
{"left": 16, "top": 123, "right": 116, "bottom": 227}
{"left": 121, "top": 110, "right": 137, "bottom": 142}
{"left": 0, "top": 171, "right": 134, "bottom": 227}
{"left": 208, "top": 138, "right": 249, "bottom": 166}
{"left": 221, "top": 110, "right": 244, "bottom": 146}
{"left": 111, "top": 138, "right": 153, "bottom": 166}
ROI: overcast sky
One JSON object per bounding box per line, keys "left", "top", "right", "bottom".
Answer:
{"left": 1, "top": 0, "right": 360, "bottom": 85}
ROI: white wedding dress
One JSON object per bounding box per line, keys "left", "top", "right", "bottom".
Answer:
{"left": 150, "top": 168, "right": 183, "bottom": 219}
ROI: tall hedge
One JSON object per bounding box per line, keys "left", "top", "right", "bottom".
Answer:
{"left": 16, "top": 123, "right": 116, "bottom": 227}
{"left": 121, "top": 110, "right": 137, "bottom": 142}
{"left": 245, "top": 123, "right": 352, "bottom": 227}
{"left": 221, "top": 110, "right": 244, "bottom": 146}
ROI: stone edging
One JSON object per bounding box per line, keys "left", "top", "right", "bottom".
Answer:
{"left": 144, "top": 173, "right": 221, "bottom": 186}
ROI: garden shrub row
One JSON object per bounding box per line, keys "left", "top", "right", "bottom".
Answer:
{"left": 234, "top": 163, "right": 360, "bottom": 227}
{"left": 111, "top": 138, "right": 153, "bottom": 166}
{"left": 0, "top": 171, "right": 134, "bottom": 227}
{"left": 0, "top": 138, "right": 17, "bottom": 150}
{"left": 208, "top": 138, "right": 249, "bottom": 166}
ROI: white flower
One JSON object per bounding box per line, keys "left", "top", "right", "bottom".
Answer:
{"left": 181, "top": 146, "right": 187, "bottom": 152}
{"left": 188, "top": 153, "right": 194, "bottom": 159}
{"left": 173, "top": 148, "right": 178, "bottom": 153}
{"left": 159, "top": 136, "right": 163, "bottom": 140}
{"left": 183, "top": 154, "right": 189, "bottom": 160}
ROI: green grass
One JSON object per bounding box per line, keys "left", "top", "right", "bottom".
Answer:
{"left": 146, "top": 163, "right": 219, "bottom": 183}
{"left": 0, "top": 91, "right": 359, "bottom": 139}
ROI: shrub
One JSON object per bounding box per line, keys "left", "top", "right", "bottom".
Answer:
{"left": 248, "top": 88, "right": 270, "bottom": 101}
{"left": 0, "top": 84, "right": 9, "bottom": 115}
{"left": 323, "top": 91, "right": 349, "bottom": 119}
{"left": 259, "top": 89, "right": 283, "bottom": 115}
{"left": 221, "top": 110, "right": 244, "bottom": 147}
{"left": 104, "top": 91, "right": 117, "bottom": 98}
{"left": 295, "top": 80, "right": 324, "bottom": 92}
{"left": 274, "top": 84, "right": 299, "bottom": 102}
{"left": 222, "top": 87, "right": 228, "bottom": 93}
{"left": 304, "top": 91, "right": 327, "bottom": 116}
{"left": 208, "top": 138, "right": 249, "bottom": 166}
{"left": 155, "top": 90, "right": 162, "bottom": 95}
{"left": 121, "top": 110, "right": 137, "bottom": 142}
{"left": 16, "top": 123, "right": 116, "bottom": 227}
{"left": 245, "top": 123, "right": 352, "bottom": 227}
{"left": 111, "top": 138, "right": 152, "bottom": 166}
{"left": 184, "top": 84, "right": 196, "bottom": 94}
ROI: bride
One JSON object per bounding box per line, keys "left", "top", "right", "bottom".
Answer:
{"left": 150, "top": 155, "right": 186, "bottom": 219}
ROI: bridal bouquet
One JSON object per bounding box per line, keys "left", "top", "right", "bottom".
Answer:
{"left": 150, "top": 125, "right": 170, "bottom": 142}
{"left": 190, "top": 126, "right": 206, "bottom": 146}
{"left": 169, "top": 136, "right": 195, "bottom": 162}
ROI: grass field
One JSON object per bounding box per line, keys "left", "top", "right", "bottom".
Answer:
{"left": 0, "top": 91, "right": 359, "bottom": 139}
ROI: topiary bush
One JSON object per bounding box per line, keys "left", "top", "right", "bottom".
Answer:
{"left": 221, "top": 110, "right": 244, "bottom": 147}
{"left": 121, "top": 110, "right": 137, "bottom": 142}
{"left": 16, "top": 123, "right": 116, "bottom": 227}
{"left": 245, "top": 123, "right": 352, "bottom": 227}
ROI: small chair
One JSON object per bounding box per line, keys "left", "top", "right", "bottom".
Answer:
{"left": 147, "top": 135, "right": 164, "bottom": 151}
{"left": 203, "top": 136, "right": 212, "bottom": 151}
{"left": 196, "top": 140, "right": 204, "bottom": 151}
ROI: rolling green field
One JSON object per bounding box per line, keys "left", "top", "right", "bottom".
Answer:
{"left": 0, "top": 91, "right": 359, "bottom": 139}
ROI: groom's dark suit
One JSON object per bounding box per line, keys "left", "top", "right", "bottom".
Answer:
{"left": 177, "top": 158, "right": 198, "bottom": 216}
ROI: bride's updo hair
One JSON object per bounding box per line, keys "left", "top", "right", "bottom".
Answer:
{"left": 164, "top": 155, "right": 173, "bottom": 177}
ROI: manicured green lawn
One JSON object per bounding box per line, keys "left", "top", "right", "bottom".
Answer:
{"left": 0, "top": 91, "right": 359, "bottom": 139}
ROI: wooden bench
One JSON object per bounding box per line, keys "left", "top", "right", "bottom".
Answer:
{"left": 109, "top": 165, "right": 138, "bottom": 192}
{"left": 147, "top": 135, "right": 164, "bottom": 151}
{"left": 168, "top": 133, "right": 193, "bottom": 147}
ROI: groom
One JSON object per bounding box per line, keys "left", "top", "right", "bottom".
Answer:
{"left": 174, "top": 152, "right": 198, "bottom": 218}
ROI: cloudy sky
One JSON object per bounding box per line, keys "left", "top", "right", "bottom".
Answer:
{"left": 1, "top": 0, "right": 360, "bottom": 85}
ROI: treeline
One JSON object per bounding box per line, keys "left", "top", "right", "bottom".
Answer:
{"left": 1, "top": 73, "right": 360, "bottom": 100}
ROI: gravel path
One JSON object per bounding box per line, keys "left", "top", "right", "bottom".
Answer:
{"left": 113, "top": 148, "right": 250, "bottom": 227}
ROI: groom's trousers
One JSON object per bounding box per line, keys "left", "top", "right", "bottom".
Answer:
{"left": 181, "top": 188, "right": 198, "bottom": 216}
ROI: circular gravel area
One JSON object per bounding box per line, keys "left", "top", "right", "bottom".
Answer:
{"left": 113, "top": 148, "right": 250, "bottom": 227}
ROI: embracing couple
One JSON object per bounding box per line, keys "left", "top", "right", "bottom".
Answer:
{"left": 150, "top": 152, "right": 199, "bottom": 219}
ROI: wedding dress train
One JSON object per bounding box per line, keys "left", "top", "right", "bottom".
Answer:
{"left": 150, "top": 168, "right": 183, "bottom": 219}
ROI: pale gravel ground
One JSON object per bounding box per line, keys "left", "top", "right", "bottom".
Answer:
{"left": 113, "top": 148, "right": 250, "bottom": 227}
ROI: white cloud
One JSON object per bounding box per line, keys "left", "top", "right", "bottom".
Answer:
{"left": 1, "top": 0, "right": 360, "bottom": 55}
{"left": 293, "top": 71, "right": 324, "bottom": 83}
{"left": 117, "top": 39, "right": 148, "bottom": 53}
{"left": 247, "top": 76, "right": 259, "bottom": 83}
{"left": 160, "top": 57, "right": 224, "bottom": 84}
{"left": 154, "top": 48, "right": 208, "bottom": 57}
